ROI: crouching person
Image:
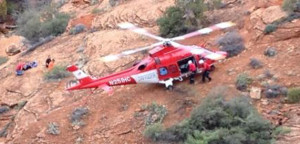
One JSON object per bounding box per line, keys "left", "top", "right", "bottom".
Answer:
{"left": 16, "top": 62, "right": 25, "bottom": 76}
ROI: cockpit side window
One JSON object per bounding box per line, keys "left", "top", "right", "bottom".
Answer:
{"left": 138, "top": 63, "right": 147, "bottom": 70}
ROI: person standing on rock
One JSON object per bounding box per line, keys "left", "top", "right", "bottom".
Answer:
{"left": 45, "top": 55, "right": 51, "bottom": 68}
{"left": 199, "top": 59, "right": 211, "bottom": 83}
{"left": 188, "top": 60, "right": 196, "bottom": 84}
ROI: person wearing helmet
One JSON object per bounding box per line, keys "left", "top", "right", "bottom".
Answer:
{"left": 188, "top": 60, "right": 196, "bottom": 84}
{"left": 199, "top": 59, "right": 212, "bottom": 83}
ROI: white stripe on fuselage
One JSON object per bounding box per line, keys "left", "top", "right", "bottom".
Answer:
{"left": 73, "top": 70, "right": 88, "bottom": 79}
{"left": 132, "top": 70, "right": 159, "bottom": 83}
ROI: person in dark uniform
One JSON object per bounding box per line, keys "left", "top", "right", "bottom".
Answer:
{"left": 199, "top": 59, "right": 212, "bottom": 83}
{"left": 45, "top": 55, "right": 51, "bottom": 68}
{"left": 188, "top": 60, "right": 196, "bottom": 84}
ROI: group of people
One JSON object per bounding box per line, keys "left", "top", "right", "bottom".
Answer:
{"left": 188, "top": 59, "right": 212, "bottom": 84}
{"left": 15, "top": 61, "right": 38, "bottom": 76}
{"left": 15, "top": 55, "right": 55, "bottom": 76}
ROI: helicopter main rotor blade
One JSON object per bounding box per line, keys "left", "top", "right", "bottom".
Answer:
{"left": 101, "top": 42, "right": 163, "bottom": 62}
{"left": 118, "top": 22, "right": 166, "bottom": 41}
{"left": 169, "top": 41, "right": 226, "bottom": 60}
{"left": 171, "top": 22, "right": 236, "bottom": 41}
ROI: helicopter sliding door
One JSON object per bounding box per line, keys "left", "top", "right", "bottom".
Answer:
{"left": 177, "top": 56, "right": 196, "bottom": 74}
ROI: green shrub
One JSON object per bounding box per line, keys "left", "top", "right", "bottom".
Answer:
{"left": 287, "top": 87, "right": 300, "bottom": 103}
{"left": 273, "top": 126, "right": 291, "bottom": 136}
{"left": 145, "top": 90, "right": 276, "bottom": 143}
{"left": 69, "top": 24, "right": 86, "bottom": 35}
{"left": 47, "top": 122, "right": 60, "bottom": 135}
{"left": 144, "top": 123, "right": 164, "bottom": 141}
{"left": 16, "top": 100, "right": 27, "bottom": 110}
{"left": 109, "top": 0, "right": 120, "bottom": 6}
{"left": 17, "top": 5, "right": 70, "bottom": 42}
{"left": 7, "top": 1, "right": 17, "bottom": 15}
{"left": 56, "top": 0, "right": 67, "bottom": 8}
{"left": 264, "top": 47, "right": 277, "bottom": 57}
{"left": 282, "top": 0, "right": 300, "bottom": 13}
{"left": 264, "top": 24, "right": 278, "bottom": 34}
{"left": 0, "top": 122, "right": 11, "bottom": 137}
{"left": 265, "top": 85, "right": 287, "bottom": 98}
{"left": 137, "top": 102, "right": 168, "bottom": 126}
{"left": 157, "top": 6, "right": 187, "bottom": 38}
{"left": 0, "top": 0, "right": 7, "bottom": 20}
{"left": 0, "top": 56, "right": 8, "bottom": 66}
{"left": 249, "top": 58, "right": 263, "bottom": 69}
{"left": 44, "top": 65, "right": 70, "bottom": 81}
{"left": 158, "top": 0, "right": 208, "bottom": 37}
{"left": 91, "top": 0, "right": 99, "bottom": 5}
{"left": 70, "top": 107, "right": 89, "bottom": 124}
{"left": 206, "top": 0, "right": 223, "bottom": 10}
{"left": 236, "top": 73, "right": 252, "bottom": 91}
{"left": 0, "top": 106, "right": 9, "bottom": 114}
{"left": 92, "top": 8, "right": 102, "bottom": 14}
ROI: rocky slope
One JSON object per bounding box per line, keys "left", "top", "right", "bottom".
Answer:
{"left": 0, "top": 0, "right": 299, "bottom": 143}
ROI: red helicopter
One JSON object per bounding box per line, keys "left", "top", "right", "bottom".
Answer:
{"left": 66, "top": 22, "right": 235, "bottom": 92}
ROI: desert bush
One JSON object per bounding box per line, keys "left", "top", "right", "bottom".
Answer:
{"left": 217, "top": 31, "right": 245, "bottom": 57}
{"left": 0, "top": 106, "right": 9, "bottom": 114}
{"left": 0, "top": 56, "right": 8, "bottom": 66}
{"left": 282, "top": 0, "right": 300, "bottom": 13}
{"left": 145, "top": 91, "right": 276, "bottom": 143}
{"left": 91, "top": 8, "right": 102, "bottom": 14}
{"left": 144, "top": 123, "right": 164, "bottom": 141}
{"left": 176, "top": 0, "right": 207, "bottom": 27}
{"left": 0, "top": 122, "right": 11, "bottom": 137}
{"left": 273, "top": 126, "right": 291, "bottom": 136}
{"left": 144, "top": 102, "right": 167, "bottom": 126}
{"left": 44, "top": 65, "right": 70, "bottom": 81}
{"left": 47, "top": 122, "right": 60, "bottom": 135}
{"left": 249, "top": 58, "right": 263, "bottom": 69}
{"left": 17, "top": 5, "right": 70, "bottom": 42}
{"left": 109, "top": 0, "right": 120, "bottom": 6}
{"left": 16, "top": 100, "right": 27, "bottom": 110}
{"left": 69, "top": 24, "right": 86, "bottom": 35}
{"left": 157, "top": 6, "right": 187, "bottom": 38}
{"left": 91, "top": 0, "right": 99, "bottom": 5}
{"left": 236, "top": 73, "right": 252, "bottom": 91}
{"left": 6, "top": 1, "right": 17, "bottom": 15}
{"left": 265, "top": 84, "right": 288, "bottom": 98}
{"left": 158, "top": 0, "right": 209, "bottom": 37}
{"left": 70, "top": 107, "right": 89, "bottom": 126}
{"left": 287, "top": 87, "right": 300, "bottom": 103}
{"left": 264, "top": 47, "right": 277, "bottom": 57}
{"left": 206, "top": 0, "right": 223, "bottom": 10}
{"left": 0, "top": 0, "right": 7, "bottom": 21}
{"left": 263, "top": 70, "right": 274, "bottom": 79}
{"left": 264, "top": 24, "right": 278, "bottom": 34}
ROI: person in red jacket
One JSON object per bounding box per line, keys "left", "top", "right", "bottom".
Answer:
{"left": 188, "top": 60, "right": 196, "bottom": 84}
{"left": 16, "top": 62, "right": 25, "bottom": 76}
{"left": 199, "top": 59, "right": 212, "bottom": 83}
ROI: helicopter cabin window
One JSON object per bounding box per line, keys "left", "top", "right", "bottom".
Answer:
{"left": 159, "top": 67, "right": 168, "bottom": 76}
{"left": 138, "top": 63, "right": 147, "bottom": 70}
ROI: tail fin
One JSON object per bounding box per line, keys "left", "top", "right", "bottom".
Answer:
{"left": 66, "top": 65, "right": 93, "bottom": 88}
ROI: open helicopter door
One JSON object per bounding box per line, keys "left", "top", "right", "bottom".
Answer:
{"left": 177, "top": 56, "right": 197, "bottom": 74}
